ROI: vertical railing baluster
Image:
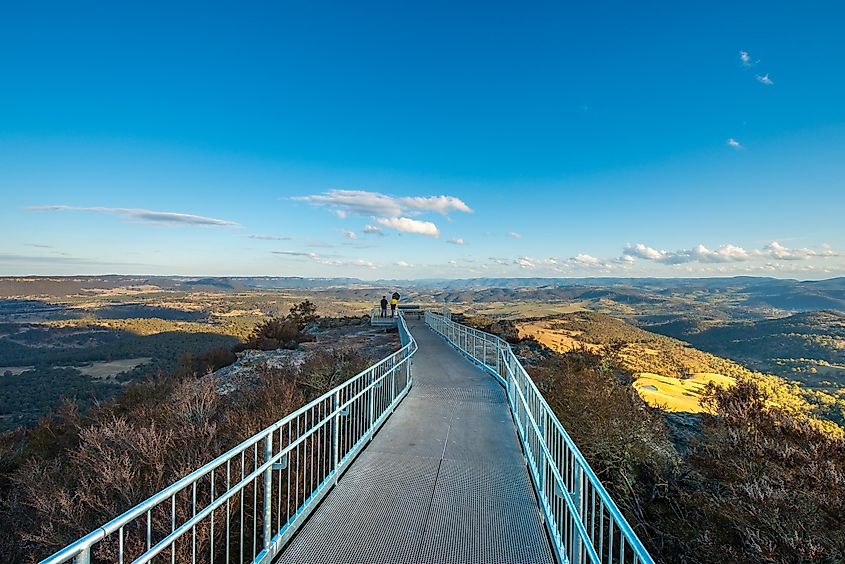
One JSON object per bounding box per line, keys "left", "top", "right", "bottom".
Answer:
{"left": 226, "top": 460, "right": 231, "bottom": 564}
{"left": 333, "top": 390, "right": 340, "bottom": 482}
{"left": 263, "top": 432, "right": 273, "bottom": 551}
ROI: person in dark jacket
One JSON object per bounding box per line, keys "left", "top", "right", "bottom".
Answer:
{"left": 380, "top": 296, "right": 388, "bottom": 318}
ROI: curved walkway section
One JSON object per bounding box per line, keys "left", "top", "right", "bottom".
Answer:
{"left": 278, "top": 319, "right": 554, "bottom": 564}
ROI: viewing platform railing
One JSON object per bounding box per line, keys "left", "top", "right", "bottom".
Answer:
{"left": 42, "top": 312, "right": 417, "bottom": 564}
{"left": 425, "top": 311, "right": 654, "bottom": 564}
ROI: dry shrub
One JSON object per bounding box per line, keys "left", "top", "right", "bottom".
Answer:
{"left": 527, "top": 346, "right": 845, "bottom": 564}
{"left": 295, "top": 348, "right": 372, "bottom": 398}
{"left": 0, "top": 342, "right": 376, "bottom": 562}
{"left": 683, "top": 379, "right": 845, "bottom": 562}
{"left": 527, "top": 348, "right": 677, "bottom": 550}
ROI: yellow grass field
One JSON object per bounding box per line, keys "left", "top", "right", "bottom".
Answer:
{"left": 517, "top": 320, "right": 602, "bottom": 352}
{"left": 517, "top": 319, "right": 736, "bottom": 413}
{"left": 633, "top": 372, "right": 735, "bottom": 413}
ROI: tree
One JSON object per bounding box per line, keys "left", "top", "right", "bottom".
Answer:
{"left": 288, "top": 301, "right": 318, "bottom": 330}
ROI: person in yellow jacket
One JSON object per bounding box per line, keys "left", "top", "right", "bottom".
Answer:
{"left": 390, "top": 295, "right": 398, "bottom": 317}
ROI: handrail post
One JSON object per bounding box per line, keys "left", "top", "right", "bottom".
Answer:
{"left": 74, "top": 549, "right": 90, "bottom": 564}
{"left": 262, "top": 432, "right": 273, "bottom": 551}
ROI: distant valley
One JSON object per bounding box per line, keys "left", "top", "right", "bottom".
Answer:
{"left": 0, "top": 275, "right": 843, "bottom": 429}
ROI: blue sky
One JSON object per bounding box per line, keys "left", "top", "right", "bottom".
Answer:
{"left": 2, "top": 1, "right": 844, "bottom": 279}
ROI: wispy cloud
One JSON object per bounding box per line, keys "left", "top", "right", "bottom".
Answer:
{"left": 395, "top": 260, "right": 413, "bottom": 268}
{"left": 375, "top": 217, "right": 440, "bottom": 238}
{"left": 293, "top": 189, "right": 471, "bottom": 239}
{"left": 248, "top": 234, "right": 292, "bottom": 241}
{"left": 340, "top": 229, "right": 358, "bottom": 240}
{"left": 29, "top": 205, "right": 239, "bottom": 227}
{"left": 400, "top": 195, "right": 473, "bottom": 215}
{"left": 740, "top": 50, "right": 751, "bottom": 67}
{"left": 272, "top": 251, "right": 377, "bottom": 268}
{"left": 24, "top": 243, "right": 54, "bottom": 249}
{"left": 293, "top": 190, "right": 401, "bottom": 217}
{"left": 756, "top": 73, "right": 773, "bottom": 86}
{"left": 317, "top": 257, "right": 377, "bottom": 268}
{"left": 272, "top": 251, "right": 317, "bottom": 258}
{"left": 293, "top": 189, "right": 472, "bottom": 218}
{"left": 272, "top": 250, "right": 378, "bottom": 269}
{"left": 0, "top": 253, "right": 145, "bottom": 267}
{"left": 727, "top": 138, "right": 742, "bottom": 149}
{"left": 507, "top": 231, "right": 522, "bottom": 239}
{"left": 362, "top": 225, "right": 386, "bottom": 236}
{"left": 447, "top": 237, "right": 465, "bottom": 245}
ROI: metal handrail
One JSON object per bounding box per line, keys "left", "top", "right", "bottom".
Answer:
{"left": 42, "top": 312, "right": 417, "bottom": 564}
{"left": 424, "top": 311, "right": 654, "bottom": 564}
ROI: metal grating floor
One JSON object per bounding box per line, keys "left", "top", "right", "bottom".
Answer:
{"left": 276, "top": 320, "right": 554, "bottom": 564}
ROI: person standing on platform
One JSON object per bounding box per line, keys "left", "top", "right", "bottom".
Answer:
{"left": 390, "top": 292, "right": 399, "bottom": 317}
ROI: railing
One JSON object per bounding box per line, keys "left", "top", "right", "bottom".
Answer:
{"left": 42, "top": 312, "right": 417, "bottom": 564}
{"left": 370, "top": 304, "right": 397, "bottom": 326}
{"left": 425, "top": 311, "right": 654, "bottom": 564}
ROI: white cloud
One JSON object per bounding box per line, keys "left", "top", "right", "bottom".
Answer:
{"left": 375, "top": 217, "right": 440, "bottom": 238}
{"left": 362, "top": 225, "right": 385, "bottom": 236}
{"left": 515, "top": 256, "right": 559, "bottom": 269}
{"left": 693, "top": 244, "right": 751, "bottom": 262}
{"left": 623, "top": 242, "right": 750, "bottom": 264}
{"left": 293, "top": 189, "right": 472, "bottom": 218}
{"left": 507, "top": 231, "right": 522, "bottom": 239}
{"left": 29, "top": 205, "right": 239, "bottom": 227}
{"left": 727, "top": 138, "right": 742, "bottom": 149}
{"left": 316, "top": 257, "right": 377, "bottom": 269}
{"left": 340, "top": 229, "right": 358, "bottom": 240}
{"left": 740, "top": 50, "right": 751, "bottom": 66}
{"left": 623, "top": 241, "right": 838, "bottom": 265}
{"left": 274, "top": 250, "right": 377, "bottom": 269}
{"left": 249, "top": 234, "right": 292, "bottom": 241}
{"left": 623, "top": 243, "right": 666, "bottom": 261}
{"left": 756, "top": 73, "right": 773, "bottom": 86}
{"left": 572, "top": 253, "right": 601, "bottom": 266}
{"left": 760, "top": 241, "right": 838, "bottom": 261}
{"left": 448, "top": 237, "right": 465, "bottom": 245}
{"left": 395, "top": 260, "right": 413, "bottom": 268}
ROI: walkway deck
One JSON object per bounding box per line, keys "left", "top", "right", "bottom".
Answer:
{"left": 278, "top": 320, "right": 554, "bottom": 564}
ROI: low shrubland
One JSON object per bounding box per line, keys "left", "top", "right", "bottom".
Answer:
{"left": 0, "top": 343, "right": 372, "bottom": 562}
{"left": 529, "top": 347, "right": 845, "bottom": 563}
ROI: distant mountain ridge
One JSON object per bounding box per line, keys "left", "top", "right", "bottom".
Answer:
{"left": 1, "top": 275, "right": 844, "bottom": 314}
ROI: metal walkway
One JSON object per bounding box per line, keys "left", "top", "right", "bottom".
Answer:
{"left": 42, "top": 311, "right": 654, "bottom": 564}
{"left": 278, "top": 319, "right": 554, "bottom": 564}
